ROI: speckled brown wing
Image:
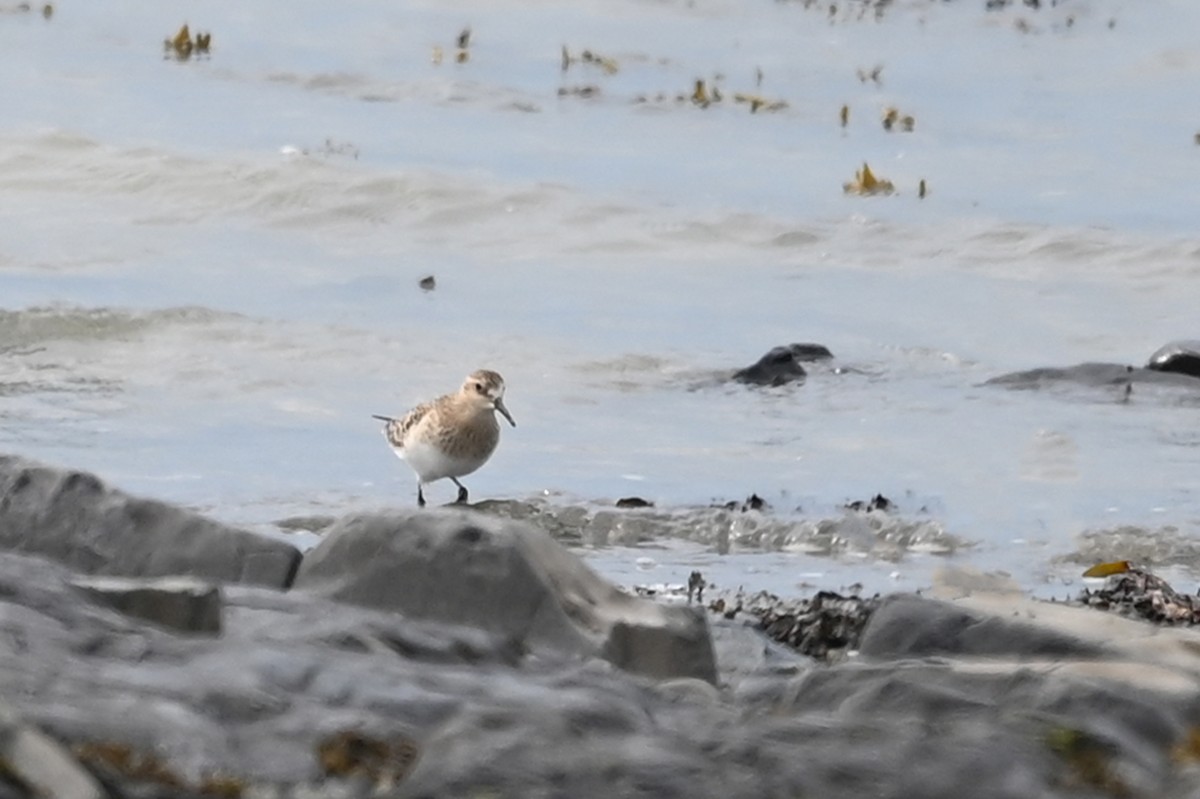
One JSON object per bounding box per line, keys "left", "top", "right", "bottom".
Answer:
{"left": 372, "top": 401, "right": 435, "bottom": 450}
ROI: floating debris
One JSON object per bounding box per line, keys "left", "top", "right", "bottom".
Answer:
{"left": 163, "top": 23, "right": 212, "bottom": 61}
{"left": 561, "top": 48, "right": 620, "bottom": 75}
{"left": 881, "top": 106, "right": 914, "bottom": 132}
{"left": 557, "top": 85, "right": 600, "bottom": 98}
{"left": 419, "top": 275, "right": 436, "bottom": 292}
{"left": 839, "top": 103, "right": 849, "bottom": 127}
{"left": 842, "top": 162, "right": 895, "bottom": 196}
{"left": 918, "top": 178, "right": 927, "bottom": 199}
{"left": 844, "top": 493, "right": 894, "bottom": 513}
{"left": 856, "top": 64, "right": 883, "bottom": 85}
{"left": 454, "top": 27, "right": 471, "bottom": 64}
{"left": 732, "top": 93, "right": 787, "bottom": 113}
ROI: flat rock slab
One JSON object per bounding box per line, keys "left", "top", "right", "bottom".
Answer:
{"left": 294, "top": 509, "right": 718, "bottom": 683}
{"left": 0, "top": 455, "right": 300, "bottom": 588}
{"left": 70, "top": 575, "right": 222, "bottom": 635}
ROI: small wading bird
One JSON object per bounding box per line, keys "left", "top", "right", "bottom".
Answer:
{"left": 373, "top": 370, "right": 515, "bottom": 507}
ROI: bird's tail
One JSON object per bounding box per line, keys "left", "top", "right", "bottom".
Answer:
{"left": 371, "top": 414, "right": 396, "bottom": 422}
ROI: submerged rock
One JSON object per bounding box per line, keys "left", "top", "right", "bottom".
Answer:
{"left": 987, "top": 340, "right": 1200, "bottom": 393}
{"left": 732, "top": 342, "right": 833, "bottom": 387}
{"left": 294, "top": 509, "right": 718, "bottom": 683}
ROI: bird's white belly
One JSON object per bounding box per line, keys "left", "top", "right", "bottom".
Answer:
{"left": 399, "top": 439, "right": 488, "bottom": 483}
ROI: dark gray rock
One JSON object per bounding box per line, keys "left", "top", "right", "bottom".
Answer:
{"left": 987, "top": 341, "right": 1200, "bottom": 394}
{"left": 294, "top": 510, "right": 718, "bottom": 683}
{"left": 733, "top": 343, "right": 833, "bottom": 387}
{"left": 0, "top": 544, "right": 1198, "bottom": 798}
{"left": 1147, "top": 340, "right": 1200, "bottom": 378}
{"left": 859, "top": 594, "right": 1111, "bottom": 659}
{"left": 0, "top": 453, "right": 302, "bottom": 585}
{"left": 70, "top": 576, "right": 222, "bottom": 635}
{"left": 0, "top": 455, "right": 300, "bottom": 588}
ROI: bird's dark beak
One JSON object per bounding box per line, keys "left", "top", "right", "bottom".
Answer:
{"left": 495, "top": 397, "right": 516, "bottom": 427}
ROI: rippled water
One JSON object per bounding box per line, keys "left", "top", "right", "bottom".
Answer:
{"left": 3, "top": 0, "right": 1200, "bottom": 597}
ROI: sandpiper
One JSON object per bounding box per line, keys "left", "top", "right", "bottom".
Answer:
{"left": 373, "top": 369, "right": 516, "bottom": 507}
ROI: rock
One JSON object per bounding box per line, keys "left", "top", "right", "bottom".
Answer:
{"left": 0, "top": 455, "right": 301, "bottom": 589}
{"left": 70, "top": 576, "right": 222, "bottom": 635}
{"left": 732, "top": 343, "right": 833, "bottom": 387}
{"left": 715, "top": 589, "right": 883, "bottom": 661}
{"left": 0, "top": 705, "right": 106, "bottom": 799}
{"left": 293, "top": 510, "right": 718, "bottom": 683}
{"left": 987, "top": 341, "right": 1200, "bottom": 394}
{"left": 2, "top": 541, "right": 1200, "bottom": 797}
{"left": 859, "top": 594, "right": 1109, "bottom": 660}
{"left": 1147, "top": 340, "right": 1200, "bottom": 378}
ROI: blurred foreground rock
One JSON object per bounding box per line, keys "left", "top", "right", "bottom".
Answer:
{"left": 294, "top": 510, "right": 717, "bottom": 683}
{"left": 0, "top": 454, "right": 300, "bottom": 588}
{"left": 0, "top": 457, "right": 1198, "bottom": 797}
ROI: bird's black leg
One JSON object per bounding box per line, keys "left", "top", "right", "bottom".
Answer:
{"left": 451, "top": 478, "right": 469, "bottom": 505}
{"left": 417, "top": 484, "right": 426, "bottom": 508}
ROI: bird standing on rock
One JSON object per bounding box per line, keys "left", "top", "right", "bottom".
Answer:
{"left": 373, "top": 370, "right": 516, "bottom": 507}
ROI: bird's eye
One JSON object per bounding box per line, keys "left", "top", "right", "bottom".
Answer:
{"left": 475, "top": 383, "right": 486, "bottom": 394}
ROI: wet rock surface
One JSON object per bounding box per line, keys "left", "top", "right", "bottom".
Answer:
{"left": 987, "top": 340, "right": 1200, "bottom": 394}
{"left": 0, "top": 457, "right": 1199, "bottom": 797}
{"left": 732, "top": 342, "right": 833, "bottom": 387}
{"left": 1147, "top": 340, "right": 1200, "bottom": 378}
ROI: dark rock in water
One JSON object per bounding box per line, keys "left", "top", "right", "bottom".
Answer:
{"left": 845, "top": 493, "right": 894, "bottom": 512}
{"left": 733, "top": 342, "right": 833, "bottom": 387}
{"left": 294, "top": 509, "right": 718, "bottom": 683}
{"left": 615, "top": 496, "right": 653, "bottom": 509}
{"left": 718, "top": 493, "right": 769, "bottom": 512}
{"left": 0, "top": 455, "right": 301, "bottom": 589}
{"left": 418, "top": 275, "right": 436, "bottom": 291}
{"left": 1146, "top": 340, "right": 1200, "bottom": 379}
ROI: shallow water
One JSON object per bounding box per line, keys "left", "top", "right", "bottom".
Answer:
{"left": 3, "top": 0, "right": 1200, "bottom": 598}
